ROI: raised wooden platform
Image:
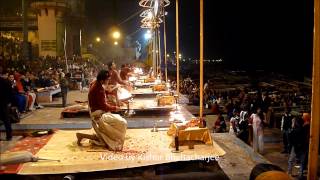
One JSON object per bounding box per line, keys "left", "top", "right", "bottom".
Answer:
{"left": 18, "top": 129, "right": 225, "bottom": 175}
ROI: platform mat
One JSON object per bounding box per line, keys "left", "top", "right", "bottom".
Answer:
{"left": 19, "top": 129, "right": 225, "bottom": 175}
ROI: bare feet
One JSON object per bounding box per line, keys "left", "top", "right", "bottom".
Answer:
{"left": 76, "top": 133, "right": 83, "bottom": 146}
{"left": 76, "top": 133, "right": 98, "bottom": 146}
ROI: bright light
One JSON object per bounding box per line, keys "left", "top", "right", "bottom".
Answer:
{"left": 144, "top": 31, "right": 152, "bottom": 40}
{"left": 129, "top": 76, "right": 137, "bottom": 82}
{"left": 147, "top": 12, "right": 153, "bottom": 19}
{"left": 166, "top": 54, "right": 170, "bottom": 57}
{"left": 179, "top": 54, "right": 182, "bottom": 59}
{"left": 112, "top": 31, "right": 121, "bottom": 39}
{"left": 155, "top": 79, "right": 161, "bottom": 85}
{"left": 96, "top": 37, "right": 101, "bottom": 42}
{"left": 133, "top": 68, "right": 143, "bottom": 75}
{"left": 114, "top": 41, "right": 118, "bottom": 45}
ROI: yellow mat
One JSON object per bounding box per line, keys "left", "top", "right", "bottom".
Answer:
{"left": 19, "top": 129, "right": 225, "bottom": 175}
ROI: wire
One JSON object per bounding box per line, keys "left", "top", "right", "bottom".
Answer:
{"left": 117, "top": 9, "right": 145, "bottom": 27}
{"left": 127, "top": 28, "right": 143, "bottom": 37}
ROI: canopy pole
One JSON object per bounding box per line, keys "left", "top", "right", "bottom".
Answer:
{"left": 22, "top": 0, "right": 29, "bottom": 60}
{"left": 199, "top": 0, "right": 204, "bottom": 118}
{"left": 152, "top": 29, "right": 157, "bottom": 77}
{"left": 307, "top": 0, "right": 320, "bottom": 179}
{"left": 154, "top": 28, "right": 158, "bottom": 76}
{"left": 158, "top": 28, "right": 162, "bottom": 79}
{"left": 164, "top": 14, "right": 168, "bottom": 82}
{"left": 176, "top": 0, "right": 180, "bottom": 96}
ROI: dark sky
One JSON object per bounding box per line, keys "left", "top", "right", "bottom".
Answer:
{"left": 86, "top": 0, "right": 314, "bottom": 76}
{"left": 85, "top": 0, "right": 141, "bottom": 39}
{"left": 1, "top": 0, "right": 314, "bottom": 76}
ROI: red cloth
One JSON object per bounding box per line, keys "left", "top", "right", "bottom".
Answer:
{"left": 16, "top": 81, "right": 24, "bottom": 93}
{"left": 109, "top": 69, "right": 127, "bottom": 86}
{"left": 27, "top": 94, "right": 33, "bottom": 108}
{"left": 14, "top": 73, "right": 24, "bottom": 93}
{"left": 88, "top": 80, "right": 117, "bottom": 112}
{"left": 0, "top": 134, "right": 54, "bottom": 174}
{"left": 211, "top": 103, "right": 219, "bottom": 114}
{"left": 214, "top": 119, "right": 221, "bottom": 129}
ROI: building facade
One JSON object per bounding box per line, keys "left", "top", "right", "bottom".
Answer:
{"left": 0, "top": 0, "right": 86, "bottom": 58}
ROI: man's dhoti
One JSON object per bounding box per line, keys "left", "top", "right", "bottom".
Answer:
{"left": 91, "top": 112, "right": 127, "bottom": 151}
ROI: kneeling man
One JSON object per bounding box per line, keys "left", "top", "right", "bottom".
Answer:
{"left": 76, "top": 70, "right": 127, "bottom": 151}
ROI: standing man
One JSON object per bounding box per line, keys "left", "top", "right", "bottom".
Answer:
{"left": 108, "top": 62, "right": 128, "bottom": 86}
{"left": 259, "top": 92, "right": 271, "bottom": 125}
{"left": 281, "top": 108, "right": 292, "bottom": 154}
{"left": 0, "top": 72, "right": 13, "bottom": 141}
{"left": 108, "top": 62, "right": 131, "bottom": 105}
{"left": 120, "top": 64, "right": 132, "bottom": 81}
{"left": 299, "top": 113, "right": 310, "bottom": 178}
{"left": 60, "top": 72, "right": 71, "bottom": 107}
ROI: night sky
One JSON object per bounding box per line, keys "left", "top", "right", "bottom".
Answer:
{"left": 85, "top": 0, "right": 140, "bottom": 40}
{"left": 0, "top": 0, "right": 315, "bottom": 76}
{"left": 85, "top": 0, "right": 314, "bottom": 77}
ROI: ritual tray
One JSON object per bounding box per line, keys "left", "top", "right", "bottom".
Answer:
{"left": 120, "top": 105, "right": 175, "bottom": 112}
{"left": 120, "top": 99, "right": 175, "bottom": 112}
{"left": 133, "top": 82, "right": 156, "bottom": 88}
{"left": 132, "top": 88, "right": 169, "bottom": 96}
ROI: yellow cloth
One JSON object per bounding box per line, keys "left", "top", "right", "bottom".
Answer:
{"left": 255, "top": 171, "right": 292, "bottom": 180}
{"left": 153, "top": 84, "right": 166, "bottom": 91}
{"left": 157, "top": 96, "right": 175, "bottom": 106}
{"left": 167, "top": 123, "right": 213, "bottom": 147}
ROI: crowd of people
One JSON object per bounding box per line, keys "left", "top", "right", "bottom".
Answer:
{"left": 177, "top": 76, "right": 311, "bottom": 178}
{"left": 0, "top": 62, "right": 97, "bottom": 138}
{"left": 0, "top": 69, "right": 42, "bottom": 113}
{"left": 0, "top": 60, "right": 137, "bottom": 140}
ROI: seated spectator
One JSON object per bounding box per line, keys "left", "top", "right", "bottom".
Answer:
{"left": 15, "top": 72, "right": 33, "bottom": 111}
{"left": 8, "top": 73, "right": 27, "bottom": 113}
{"left": 211, "top": 101, "right": 219, "bottom": 114}
{"left": 36, "top": 70, "right": 46, "bottom": 87}
{"left": 21, "top": 72, "right": 37, "bottom": 110}
{"left": 213, "top": 113, "right": 227, "bottom": 133}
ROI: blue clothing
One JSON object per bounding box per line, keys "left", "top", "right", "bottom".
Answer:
{"left": 14, "top": 94, "right": 26, "bottom": 112}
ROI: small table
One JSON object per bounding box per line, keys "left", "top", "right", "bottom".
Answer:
{"left": 167, "top": 123, "right": 213, "bottom": 147}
